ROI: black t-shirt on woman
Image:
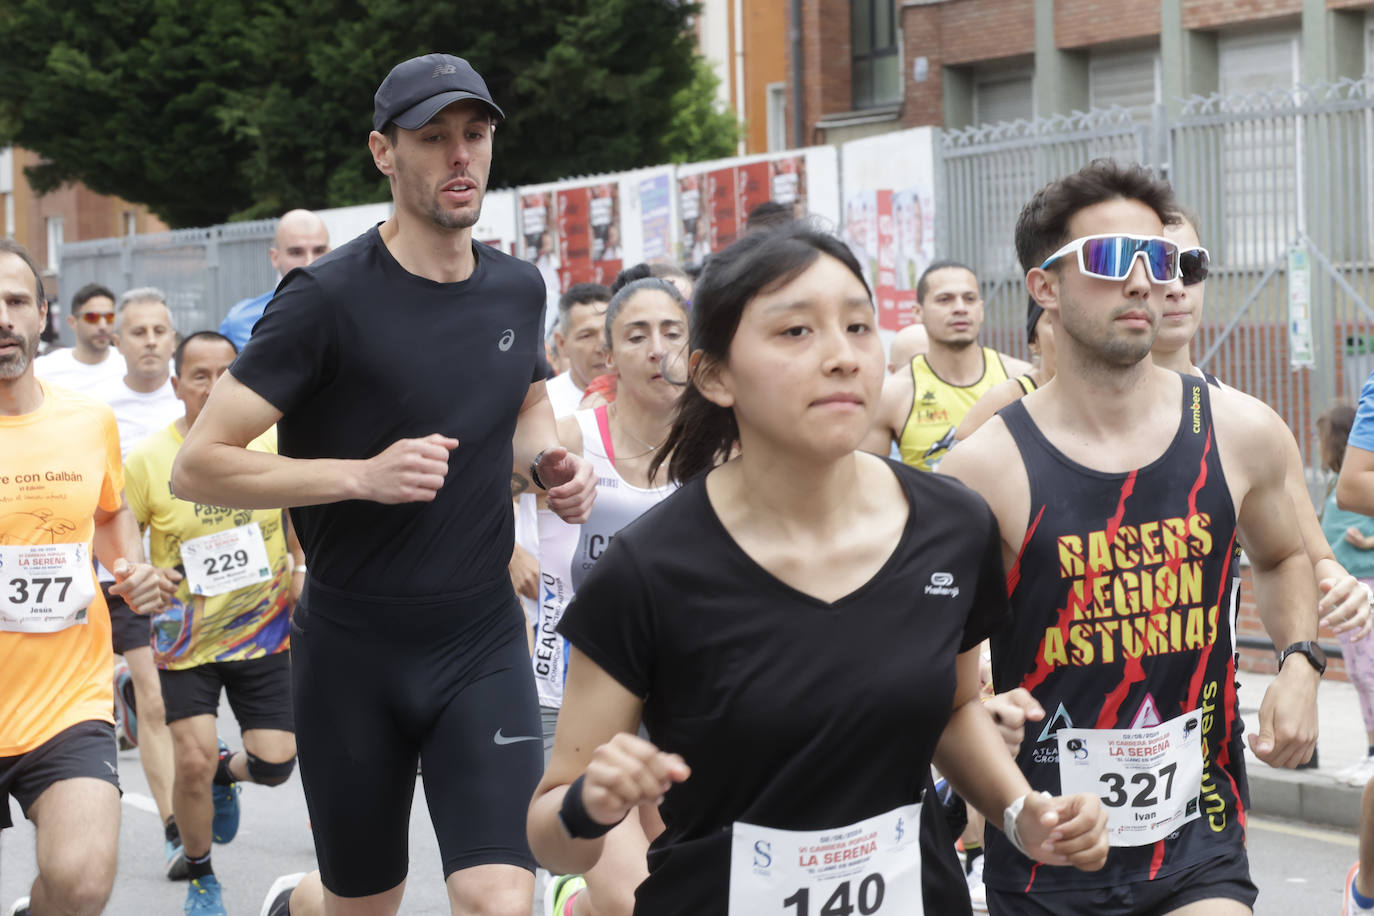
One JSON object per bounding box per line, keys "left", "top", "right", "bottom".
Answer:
{"left": 557, "top": 459, "right": 1009, "bottom": 914}
{"left": 229, "top": 226, "right": 550, "bottom": 601}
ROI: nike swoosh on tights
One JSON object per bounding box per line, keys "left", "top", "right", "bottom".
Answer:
{"left": 493, "top": 729, "right": 540, "bottom": 746}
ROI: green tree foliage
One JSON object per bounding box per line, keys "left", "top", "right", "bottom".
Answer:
{"left": 0, "top": 0, "right": 741, "bottom": 227}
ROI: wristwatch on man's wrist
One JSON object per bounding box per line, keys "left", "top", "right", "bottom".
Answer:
{"left": 1277, "top": 640, "right": 1327, "bottom": 676}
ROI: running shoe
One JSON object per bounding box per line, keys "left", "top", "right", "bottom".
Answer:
{"left": 1345, "top": 863, "right": 1374, "bottom": 914}
{"left": 259, "top": 872, "right": 306, "bottom": 916}
{"left": 165, "top": 837, "right": 189, "bottom": 880}
{"left": 544, "top": 874, "right": 586, "bottom": 916}
{"left": 1342, "top": 756, "right": 1374, "bottom": 788}
{"left": 185, "top": 875, "right": 227, "bottom": 916}
{"left": 212, "top": 740, "right": 241, "bottom": 844}
{"left": 6, "top": 897, "right": 29, "bottom": 916}
{"left": 966, "top": 851, "right": 988, "bottom": 914}
{"left": 113, "top": 660, "right": 138, "bottom": 749}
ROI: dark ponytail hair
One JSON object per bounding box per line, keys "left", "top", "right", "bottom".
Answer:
{"left": 650, "top": 222, "right": 872, "bottom": 484}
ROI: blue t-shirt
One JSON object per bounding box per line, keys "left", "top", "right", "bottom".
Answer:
{"left": 1322, "top": 489, "right": 1374, "bottom": 579}
{"left": 1352, "top": 370, "right": 1374, "bottom": 452}
{"left": 218, "top": 290, "right": 274, "bottom": 350}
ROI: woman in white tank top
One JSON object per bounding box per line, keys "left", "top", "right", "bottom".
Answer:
{"left": 535, "top": 277, "right": 689, "bottom": 916}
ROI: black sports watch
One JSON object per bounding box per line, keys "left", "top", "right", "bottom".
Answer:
{"left": 1277, "top": 640, "right": 1327, "bottom": 676}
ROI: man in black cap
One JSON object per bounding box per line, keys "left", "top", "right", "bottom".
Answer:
{"left": 173, "top": 52, "right": 596, "bottom": 916}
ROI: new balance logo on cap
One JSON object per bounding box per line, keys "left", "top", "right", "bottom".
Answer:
{"left": 432, "top": 64, "right": 457, "bottom": 77}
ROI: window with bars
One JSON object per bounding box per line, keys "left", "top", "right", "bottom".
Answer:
{"left": 851, "top": 0, "right": 900, "bottom": 109}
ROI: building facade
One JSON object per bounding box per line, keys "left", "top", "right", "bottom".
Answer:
{"left": 696, "top": 0, "right": 793, "bottom": 153}
{"left": 0, "top": 145, "right": 167, "bottom": 304}
{"left": 790, "top": 0, "right": 1374, "bottom": 147}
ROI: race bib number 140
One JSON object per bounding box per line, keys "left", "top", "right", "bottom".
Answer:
{"left": 729, "top": 805, "right": 922, "bottom": 915}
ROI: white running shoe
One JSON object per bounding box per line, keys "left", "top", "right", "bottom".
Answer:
{"left": 1342, "top": 756, "right": 1374, "bottom": 788}
{"left": 259, "top": 873, "right": 306, "bottom": 916}
{"left": 966, "top": 853, "right": 988, "bottom": 914}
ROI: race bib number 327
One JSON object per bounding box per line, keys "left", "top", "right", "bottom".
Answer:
{"left": 729, "top": 805, "right": 922, "bottom": 915}
{"left": 1057, "top": 709, "right": 1204, "bottom": 846}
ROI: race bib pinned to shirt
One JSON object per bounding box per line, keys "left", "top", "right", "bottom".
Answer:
{"left": 0, "top": 542, "right": 98, "bottom": 633}
{"left": 729, "top": 804, "right": 922, "bottom": 915}
{"left": 180, "top": 522, "right": 272, "bottom": 598}
{"left": 1057, "top": 708, "right": 1204, "bottom": 846}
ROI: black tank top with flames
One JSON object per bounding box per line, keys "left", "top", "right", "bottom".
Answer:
{"left": 988, "top": 373, "right": 1247, "bottom": 894}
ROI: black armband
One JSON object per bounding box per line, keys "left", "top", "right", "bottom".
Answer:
{"left": 558, "top": 774, "right": 624, "bottom": 840}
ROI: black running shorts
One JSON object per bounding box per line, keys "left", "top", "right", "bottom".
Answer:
{"left": 0, "top": 721, "right": 120, "bottom": 830}
{"left": 986, "top": 844, "right": 1257, "bottom": 916}
{"left": 291, "top": 576, "right": 542, "bottom": 898}
{"left": 159, "top": 651, "right": 294, "bottom": 731}
{"left": 104, "top": 583, "right": 151, "bottom": 655}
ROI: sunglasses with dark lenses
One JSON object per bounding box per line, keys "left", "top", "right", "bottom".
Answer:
{"left": 1040, "top": 234, "right": 1181, "bottom": 284}
{"left": 80, "top": 311, "right": 116, "bottom": 325}
{"left": 1179, "top": 247, "right": 1210, "bottom": 287}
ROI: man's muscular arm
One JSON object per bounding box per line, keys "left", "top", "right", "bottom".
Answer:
{"left": 1220, "top": 398, "right": 1321, "bottom": 768}
{"left": 174, "top": 372, "right": 456, "bottom": 508}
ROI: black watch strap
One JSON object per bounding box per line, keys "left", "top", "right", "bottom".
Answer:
{"left": 1278, "top": 640, "right": 1326, "bottom": 675}
{"left": 529, "top": 449, "right": 548, "bottom": 490}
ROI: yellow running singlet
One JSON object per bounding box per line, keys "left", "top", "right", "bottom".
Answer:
{"left": 898, "top": 348, "right": 1010, "bottom": 472}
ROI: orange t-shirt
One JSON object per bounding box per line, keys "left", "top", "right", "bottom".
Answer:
{"left": 0, "top": 381, "right": 123, "bottom": 757}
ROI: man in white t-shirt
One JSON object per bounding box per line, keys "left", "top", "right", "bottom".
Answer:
{"left": 103, "top": 288, "right": 183, "bottom": 460}
{"left": 33, "top": 283, "right": 127, "bottom": 394}
{"left": 92, "top": 285, "right": 187, "bottom": 880}
{"left": 545, "top": 282, "right": 610, "bottom": 416}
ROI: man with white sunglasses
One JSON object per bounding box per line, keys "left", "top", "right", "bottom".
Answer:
{"left": 943, "top": 160, "right": 1322, "bottom": 916}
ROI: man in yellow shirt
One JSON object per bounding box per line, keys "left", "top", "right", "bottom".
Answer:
{"left": 864, "top": 260, "right": 1031, "bottom": 471}
{"left": 125, "top": 331, "right": 299, "bottom": 916}
{"left": 0, "top": 239, "right": 174, "bottom": 916}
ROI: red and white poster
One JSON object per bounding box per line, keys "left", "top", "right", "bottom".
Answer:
{"left": 677, "top": 151, "right": 831, "bottom": 268}
{"left": 841, "top": 129, "right": 937, "bottom": 332}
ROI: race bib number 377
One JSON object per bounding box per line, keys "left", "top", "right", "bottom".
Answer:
{"left": 729, "top": 805, "right": 922, "bottom": 916}
{"left": 0, "top": 542, "right": 98, "bottom": 633}
{"left": 1057, "top": 709, "right": 1204, "bottom": 846}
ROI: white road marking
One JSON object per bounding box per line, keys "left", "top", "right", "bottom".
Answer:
{"left": 121, "top": 791, "right": 159, "bottom": 815}
{"left": 1248, "top": 815, "right": 1358, "bottom": 848}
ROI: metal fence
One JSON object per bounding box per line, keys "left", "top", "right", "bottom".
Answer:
{"left": 57, "top": 220, "right": 277, "bottom": 336}
{"left": 939, "top": 78, "right": 1374, "bottom": 473}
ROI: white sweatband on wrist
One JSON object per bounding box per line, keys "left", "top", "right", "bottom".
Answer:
{"left": 1003, "top": 790, "right": 1051, "bottom": 857}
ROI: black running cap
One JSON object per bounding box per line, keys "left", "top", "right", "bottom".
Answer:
{"left": 373, "top": 53, "right": 505, "bottom": 133}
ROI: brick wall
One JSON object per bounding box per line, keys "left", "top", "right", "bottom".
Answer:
{"left": 900, "top": 4, "right": 946, "bottom": 128}
{"left": 1056, "top": 0, "right": 1161, "bottom": 49}
{"left": 1328, "top": 0, "right": 1374, "bottom": 10}
{"left": 939, "top": 0, "right": 1036, "bottom": 66}
{"left": 1182, "top": 0, "right": 1301, "bottom": 31}
{"left": 797, "top": 0, "right": 853, "bottom": 142}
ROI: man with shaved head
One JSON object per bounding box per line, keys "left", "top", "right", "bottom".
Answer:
{"left": 218, "top": 210, "right": 330, "bottom": 350}
{"left": 886, "top": 321, "right": 930, "bottom": 375}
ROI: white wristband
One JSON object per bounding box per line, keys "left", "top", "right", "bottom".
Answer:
{"left": 1003, "top": 791, "right": 1051, "bottom": 857}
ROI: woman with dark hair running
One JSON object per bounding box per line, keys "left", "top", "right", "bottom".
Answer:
{"left": 536, "top": 277, "right": 690, "bottom": 916}
{"left": 527, "top": 224, "right": 1109, "bottom": 915}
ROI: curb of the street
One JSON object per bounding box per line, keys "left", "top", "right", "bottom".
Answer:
{"left": 1247, "top": 764, "right": 1363, "bottom": 830}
